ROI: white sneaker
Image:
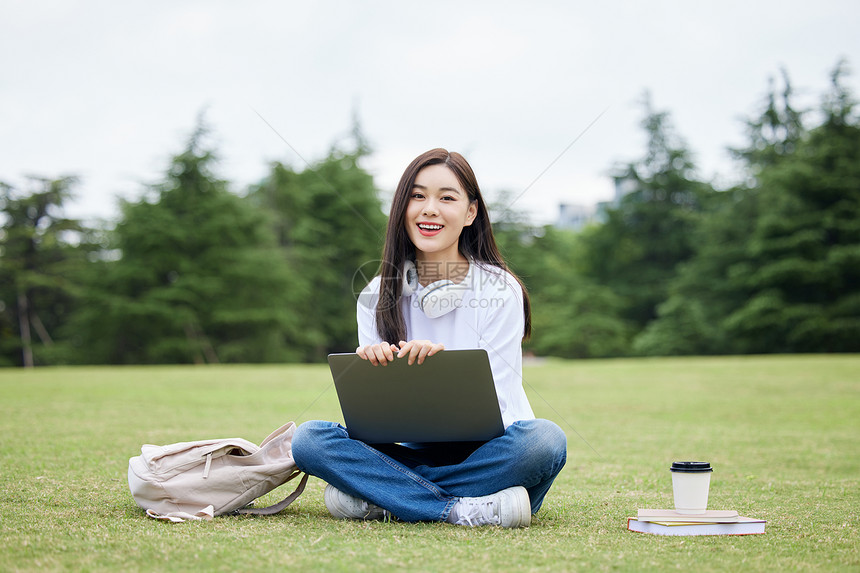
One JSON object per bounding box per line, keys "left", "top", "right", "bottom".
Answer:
{"left": 324, "top": 484, "right": 388, "bottom": 520}
{"left": 446, "top": 486, "right": 531, "bottom": 528}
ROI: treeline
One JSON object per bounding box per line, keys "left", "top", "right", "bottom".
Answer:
{"left": 0, "top": 127, "right": 386, "bottom": 366}
{"left": 1, "top": 65, "right": 858, "bottom": 366}
{"left": 503, "top": 64, "right": 860, "bottom": 358}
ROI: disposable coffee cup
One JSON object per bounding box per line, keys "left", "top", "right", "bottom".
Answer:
{"left": 670, "top": 461, "right": 712, "bottom": 515}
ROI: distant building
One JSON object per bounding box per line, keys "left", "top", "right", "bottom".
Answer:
{"left": 555, "top": 202, "right": 594, "bottom": 231}
{"left": 554, "top": 175, "right": 638, "bottom": 231}
{"left": 554, "top": 175, "right": 639, "bottom": 230}
{"left": 613, "top": 174, "right": 639, "bottom": 203}
{"left": 594, "top": 175, "right": 639, "bottom": 223}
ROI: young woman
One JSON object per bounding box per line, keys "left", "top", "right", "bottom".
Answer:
{"left": 292, "top": 148, "right": 567, "bottom": 528}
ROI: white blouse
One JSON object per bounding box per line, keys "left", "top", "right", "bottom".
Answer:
{"left": 357, "top": 261, "right": 536, "bottom": 428}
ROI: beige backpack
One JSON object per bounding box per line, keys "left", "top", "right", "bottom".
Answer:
{"left": 128, "top": 421, "right": 308, "bottom": 522}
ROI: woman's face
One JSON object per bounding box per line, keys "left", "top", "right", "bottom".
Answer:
{"left": 405, "top": 164, "right": 477, "bottom": 262}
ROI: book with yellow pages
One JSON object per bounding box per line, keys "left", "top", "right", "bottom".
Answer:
{"left": 627, "top": 516, "right": 765, "bottom": 536}
{"left": 627, "top": 510, "right": 765, "bottom": 536}
{"left": 637, "top": 509, "right": 740, "bottom": 523}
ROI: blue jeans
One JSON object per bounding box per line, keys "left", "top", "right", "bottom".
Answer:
{"left": 292, "top": 418, "right": 567, "bottom": 523}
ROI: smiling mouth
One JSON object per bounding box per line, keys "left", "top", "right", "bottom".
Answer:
{"left": 417, "top": 222, "right": 444, "bottom": 237}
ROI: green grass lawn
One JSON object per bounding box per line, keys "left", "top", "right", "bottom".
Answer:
{"left": 1, "top": 355, "right": 857, "bottom": 571}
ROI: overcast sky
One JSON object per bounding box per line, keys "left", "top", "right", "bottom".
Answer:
{"left": 3, "top": 1, "right": 859, "bottom": 224}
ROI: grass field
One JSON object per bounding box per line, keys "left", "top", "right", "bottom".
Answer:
{"left": 1, "top": 355, "right": 858, "bottom": 571}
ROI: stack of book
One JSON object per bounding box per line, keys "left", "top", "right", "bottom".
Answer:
{"left": 627, "top": 509, "right": 766, "bottom": 536}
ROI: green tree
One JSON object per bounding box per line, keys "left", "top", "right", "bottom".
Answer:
{"left": 640, "top": 63, "right": 860, "bottom": 355}
{"left": 68, "top": 123, "right": 304, "bottom": 364}
{"left": 632, "top": 186, "right": 756, "bottom": 355}
{"left": 636, "top": 71, "right": 807, "bottom": 356}
{"left": 491, "top": 195, "right": 629, "bottom": 359}
{"left": 723, "top": 63, "right": 860, "bottom": 352}
{"left": 251, "top": 140, "right": 386, "bottom": 361}
{"left": 0, "top": 176, "right": 91, "bottom": 367}
{"left": 732, "top": 68, "right": 806, "bottom": 173}
{"left": 578, "top": 97, "right": 713, "bottom": 337}
{"left": 524, "top": 228, "right": 630, "bottom": 359}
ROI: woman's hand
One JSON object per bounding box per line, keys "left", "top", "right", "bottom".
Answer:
{"left": 356, "top": 340, "right": 445, "bottom": 366}
{"left": 356, "top": 342, "right": 400, "bottom": 366}
{"left": 395, "top": 339, "right": 445, "bottom": 365}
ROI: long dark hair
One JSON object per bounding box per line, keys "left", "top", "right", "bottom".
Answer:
{"left": 375, "top": 148, "right": 531, "bottom": 343}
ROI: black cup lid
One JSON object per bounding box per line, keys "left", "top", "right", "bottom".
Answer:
{"left": 670, "top": 461, "right": 712, "bottom": 473}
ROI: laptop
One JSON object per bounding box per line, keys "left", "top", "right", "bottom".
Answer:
{"left": 327, "top": 349, "right": 504, "bottom": 444}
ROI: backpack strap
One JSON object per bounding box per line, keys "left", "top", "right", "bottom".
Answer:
{"left": 235, "top": 471, "right": 309, "bottom": 516}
